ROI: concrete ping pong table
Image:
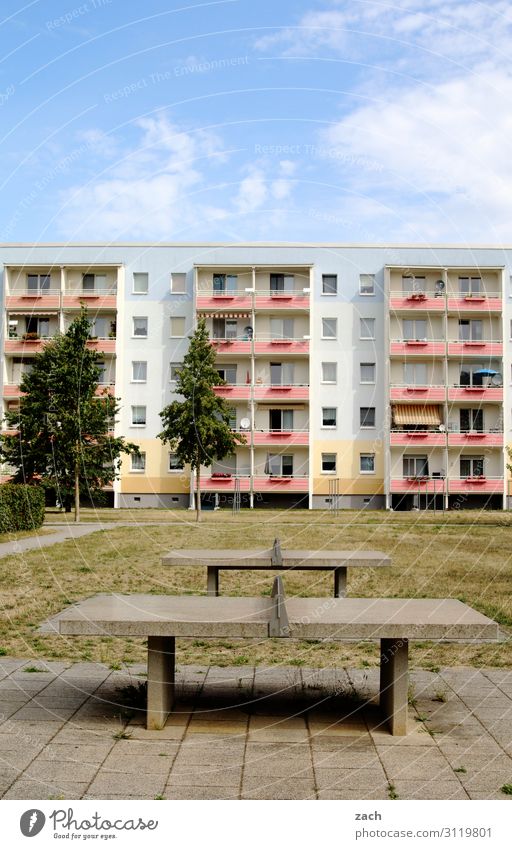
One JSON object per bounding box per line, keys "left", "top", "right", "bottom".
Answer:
{"left": 161, "top": 539, "right": 391, "bottom": 598}
{"left": 45, "top": 577, "right": 499, "bottom": 736}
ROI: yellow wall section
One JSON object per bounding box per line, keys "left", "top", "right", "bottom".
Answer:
{"left": 120, "top": 439, "right": 189, "bottom": 493}
{"left": 312, "top": 440, "right": 384, "bottom": 495}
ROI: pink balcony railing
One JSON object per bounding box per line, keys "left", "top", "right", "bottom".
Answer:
{"left": 213, "top": 384, "right": 251, "bottom": 399}
{"left": 197, "top": 293, "right": 252, "bottom": 310}
{"left": 63, "top": 289, "right": 117, "bottom": 308}
{"left": 448, "top": 386, "right": 503, "bottom": 402}
{"left": 5, "top": 291, "right": 61, "bottom": 309}
{"left": 448, "top": 477, "right": 503, "bottom": 494}
{"left": 252, "top": 430, "right": 309, "bottom": 445}
{"left": 448, "top": 341, "right": 502, "bottom": 356}
{"left": 2, "top": 384, "right": 23, "bottom": 398}
{"left": 447, "top": 295, "right": 502, "bottom": 312}
{"left": 201, "top": 474, "right": 251, "bottom": 492}
{"left": 254, "top": 385, "right": 309, "bottom": 401}
{"left": 389, "top": 293, "right": 445, "bottom": 311}
{"left": 447, "top": 432, "right": 503, "bottom": 447}
{"left": 210, "top": 339, "right": 252, "bottom": 355}
{"left": 253, "top": 475, "right": 309, "bottom": 492}
{"left": 390, "top": 477, "right": 446, "bottom": 494}
{"left": 390, "top": 341, "right": 445, "bottom": 356}
{"left": 390, "top": 431, "right": 446, "bottom": 446}
{"left": 254, "top": 338, "right": 309, "bottom": 355}
{"left": 390, "top": 385, "right": 446, "bottom": 401}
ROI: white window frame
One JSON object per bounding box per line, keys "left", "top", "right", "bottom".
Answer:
{"left": 322, "top": 274, "right": 337, "bottom": 296}
{"left": 132, "top": 317, "right": 148, "bottom": 338}
{"left": 131, "top": 361, "right": 147, "bottom": 383}
{"left": 131, "top": 406, "right": 147, "bottom": 427}
{"left": 170, "top": 317, "right": 186, "bottom": 338}
{"left": 359, "top": 453, "right": 375, "bottom": 474}
{"left": 168, "top": 452, "right": 184, "bottom": 472}
{"left": 170, "top": 273, "right": 187, "bottom": 294}
{"left": 321, "top": 362, "right": 337, "bottom": 384}
{"left": 130, "top": 451, "right": 146, "bottom": 472}
{"left": 132, "top": 273, "right": 148, "bottom": 294}
{"left": 322, "top": 407, "right": 337, "bottom": 428}
{"left": 321, "top": 453, "right": 337, "bottom": 474}
{"left": 360, "top": 363, "right": 375, "bottom": 384}
{"left": 360, "top": 318, "right": 375, "bottom": 340}
{"left": 359, "top": 274, "right": 375, "bottom": 296}
{"left": 322, "top": 317, "right": 337, "bottom": 339}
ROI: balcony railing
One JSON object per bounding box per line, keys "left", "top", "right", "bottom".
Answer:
{"left": 390, "top": 384, "right": 446, "bottom": 400}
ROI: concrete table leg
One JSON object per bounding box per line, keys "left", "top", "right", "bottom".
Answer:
{"left": 147, "top": 636, "right": 175, "bottom": 730}
{"left": 207, "top": 566, "right": 220, "bottom": 596}
{"left": 379, "top": 637, "right": 408, "bottom": 736}
{"left": 334, "top": 567, "right": 347, "bottom": 598}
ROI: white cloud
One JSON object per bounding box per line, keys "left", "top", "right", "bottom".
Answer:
{"left": 234, "top": 160, "right": 297, "bottom": 213}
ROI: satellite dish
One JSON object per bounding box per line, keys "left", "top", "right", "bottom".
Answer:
{"left": 438, "top": 424, "right": 446, "bottom": 432}
{"left": 435, "top": 280, "right": 445, "bottom": 290}
{"left": 240, "top": 417, "right": 251, "bottom": 429}
{"left": 491, "top": 373, "right": 502, "bottom": 386}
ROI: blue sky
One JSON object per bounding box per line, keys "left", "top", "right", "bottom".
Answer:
{"left": 0, "top": 0, "right": 511, "bottom": 243}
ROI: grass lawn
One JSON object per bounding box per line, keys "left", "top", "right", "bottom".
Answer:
{"left": 0, "top": 528, "right": 54, "bottom": 544}
{"left": 1, "top": 510, "right": 510, "bottom": 671}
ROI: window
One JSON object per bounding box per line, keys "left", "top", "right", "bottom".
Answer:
{"left": 359, "top": 274, "right": 375, "bottom": 295}
{"left": 168, "top": 453, "right": 184, "bottom": 472}
{"left": 131, "top": 452, "right": 146, "bottom": 472}
{"left": 133, "top": 273, "right": 148, "bottom": 294}
{"left": 90, "top": 317, "right": 108, "bottom": 338}
{"left": 270, "top": 317, "right": 294, "bottom": 339}
{"left": 269, "top": 409, "right": 294, "bottom": 431}
{"left": 169, "top": 363, "right": 181, "bottom": 382}
{"left": 459, "top": 276, "right": 482, "bottom": 295}
{"left": 321, "top": 362, "right": 337, "bottom": 383}
{"left": 213, "top": 273, "right": 237, "bottom": 293}
{"left": 322, "top": 274, "right": 337, "bottom": 295}
{"left": 360, "top": 453, "right": 375, "bottom": 473}
{"left": 321, "top": 453, "right": 337, "bottom": 473}
{"left": 97, "top": 361, "right": 107, "bottom": 385}
{"left": 227, "top": 408, "right": 237, "bottom": 430}
{"left": 360, "top": 407, "right": 375, "bottom": 428}
{"left": 216, "top": 365, "right": 237, "bottom": 384}
{"left": 212, "top": 317, "right": 238, "bottom": 339}
{"left": 170, "top": 317, "right": 186, "bottom": 337}
{"left": 402, "top": 275, "right": 425, "bottom": 295}
{"left": 133, "top": 317, "right": 148, "bottom": 337}
{"left": 459, "top": 319, "right": 483, "bottom": 341}
{"left": 270, "top": 273, "right": 294, "bottom": 293}
{"left": 82, "top": 273, "right": 106, "bottom": 292}
{"left": 460, "top": 409, "right": 483, "bottom": 432}
{"left": 322, "top": 407, "right": 337, "bottom": 427}
{"left": 403, "top": 456, "right": 428, "bottom": 477}
{"left": 25, "top": 316, "right": 50, "bottom": 337}
{"left": 131, "top": 406, "right": 146, "bottom": 426}
{"left": 132, "top": 361, "right": 147, "bottom": 383}
{"left": 322, "top": 317, "right": 337, "bottom": 339}
{"left": 27, "top": 273, "right": 51, "bottom": 293}
{"left": 266, "top": 453, "right": 294, "bottom": 476}
{"left": 404, "top": 362, "right": 428, "bottom": 386}
{"left": 360, "top": 318, "right": 375, "bottom": 340}
{"left": 460, "top": 456, "right": 484, "bottom": 478}
{"left": 459, "top": 364, "right": 497, "bottom": 387}
{"left": 360, "top": 363, "right": 375, "bottom": 383}
{"left": 270, "top": 362, "right": 294, "bottom": 386}
{"left": 170, "top": 272, "right": 187, "bottom": 294}
{"left": 403, "top": 319, "right": 427, "bottom": 341}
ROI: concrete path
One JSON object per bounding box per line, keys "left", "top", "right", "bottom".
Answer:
{"left": 0, "top": 660, "right": 511, "bottom": 800}
{"left": 0, "top": 524, "right": 118, "bottom": 559}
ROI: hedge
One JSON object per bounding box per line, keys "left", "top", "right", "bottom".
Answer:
{"left": 0, "top": 484, "right": 45, "bottom": 533}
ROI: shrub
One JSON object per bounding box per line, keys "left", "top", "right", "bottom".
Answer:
{"left": 0, "top": 484, "right": 45, "bottom": 533}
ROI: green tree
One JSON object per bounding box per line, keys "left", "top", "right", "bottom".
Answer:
{"left": 159, "top": 317, "right": 246, "bottom": 521}
{"left": 0, "top": 308, "right": 137, "bottom": 522}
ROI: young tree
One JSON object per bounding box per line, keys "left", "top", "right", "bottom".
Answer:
{"left": 0, "top": 308, "right": 137, "bottom": 522}
{"left": 159, "top": 317, "right": 246, "bottom": 521}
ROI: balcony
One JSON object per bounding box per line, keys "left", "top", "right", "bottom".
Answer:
{"left": 389, "top": 292, "right": 445, "bottom": 311}
{"left": 252, "top": 430, "right": 309, "bottom": 446}
{"left": 213, "top": 384, "right": 251, "bottom": 400}
{"left": 63, "top": 288, "right": 117, "bottom": 309}
{"left": 448, "top": 386, "right": 503, "bottom": 402}
{"left": 210, "top": 338, "right": 251, "bottom": 355}
{"left": 448, "top": 477, "right": 503, "bottom": 494}
{"left": 390, "top": 340, "right": 445, "bottom": 356}
{"left": 390, "top": 385, "right": 446, "bottom": 401}
{"left": 447, "top": 341, "right": 503, "bottom": 357}
{"left": 2, "top": 384, "right": 23, "bottom": 398}
{"left": 390, "top": 430, "right": 446, "bottom": 447}
{"left": 197, "top": 292, "right": 252, "bottom": 311}
{"left": 447, "top": 294, "right": 502, "bottom": 312}
{"left": 86, "top": 337, "right": 116, "bottom": 354}
{"left": 5, "top": 290, "right": 61, "bottom": 309}
{"left": 390, "top": 477, "right": 446, "bottom": 494}
{"left": 201, "top": 474, "right": 251, "bottom": 493}
{"left": 253, "top": 475, "right": 309, "bottom": 493}
{"left": 254, "top": 291, "right": 309, "bottom": 310}
{"left": 4, "top": 335, "right": 48, "bottom": 354}
{"left": 447, "top": 430, "right": 503, "bottom": 447}
{"left": 197, "top": 289, "right": 309, "bottom": 311}
{"left": 254, "top": 384, "right": 309, "bottom": 401}
{"left": 254, "top": 337, "right": 309, "bottom": 355}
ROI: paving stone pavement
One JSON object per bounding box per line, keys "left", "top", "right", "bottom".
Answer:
{"left": 0, "top": 659, "right": 511, "bottom": 800}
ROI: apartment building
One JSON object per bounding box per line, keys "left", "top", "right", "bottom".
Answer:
{"left": 1, "top": 243, "right": 511, "bottom": 510}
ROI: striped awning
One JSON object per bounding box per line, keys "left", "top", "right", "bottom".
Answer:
{"left": 392, "top": 404, "right": 442, "bottom": 426}
{"left": 198, "top": 311, "right": 251, "bottom": 318}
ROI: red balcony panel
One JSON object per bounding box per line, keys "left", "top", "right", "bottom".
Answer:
{"left": 201, "top": 475, "right": 251, "bottom": 492}
{"left": 254, "top": 385, "right": 309, "bottom": 401}
{"left": 254, "top": 295, "right": 309, "bottom": 310}
{"left": 62, "top": 294, "right": 117, "bottom": 309}
{"left": 447, "top": 297, "right": 502, "bottom": 312}
{"left": 95, "top": 384, "right": 116, "bottom": 396}
{"left": 197, "top": 295, "right": 252, "bottom": 310}
{"left": 254, "top": 340, "right": 309, "bottom": 355}
{"left": 448, "top": 342, "right": 503, "bottom": 356}
{"left": 390, "top": 432, "right": 446, "bottom": 446}
{"left": 213, "top": 385, "right": 251, "bottom": 399}
{"left": 448, "top": 387, "right": 503, "bottom": 402}
{"left": 447, "top": 433, "right": 503, "bottom": 447}
{"left": 448, "top": 478, "right": 503, "bottom": 494}
{"left": 5, "top": 294, "right": 60, "bottom": 309}
{"left": 390, "top": 386, "right": 446, "bottom": 401}
{"left": 389, "top": 296, "right": 445, "bottom": 311}
{"left": 390, "top": 477, "right": 445, "bottom": 493}
{"left": 3, "top": 385, "right": 23, "bottom": 398}
{"left": 253, "top": 475, "right": 309, "bottom": 492}
{"left": 390, "top": 342, "right": 445, "bottom": 356}
{"left": 210, "top": 340, "right": 251, "bottom": 355}
{"left": 4, "top": 338, "right": 45, "bottom": 353}
{"left": 86, "top": 339, "right": 116, "bottom": 353}
{"left": 253, "top": 431, "right": 309, "bottom": 445}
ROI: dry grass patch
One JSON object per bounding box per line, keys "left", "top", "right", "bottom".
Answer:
{"left": 0, "top": 516, "right": 510, "bottom": 669}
